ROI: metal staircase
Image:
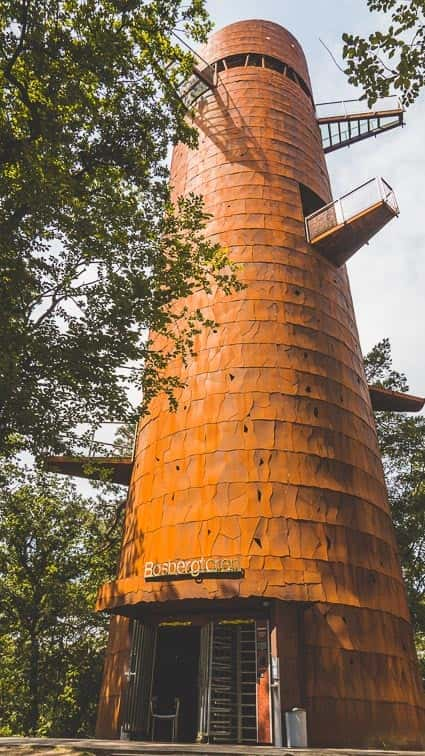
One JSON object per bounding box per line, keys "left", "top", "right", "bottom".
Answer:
{"left": 316, "top": 97, "right": 404, "bottom": 153}
{"left": 209, "top": 623, "right": 257, "bottom": 744}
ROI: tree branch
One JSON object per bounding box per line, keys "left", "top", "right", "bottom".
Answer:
{"left": 2, "top": 0, "right": 31, "bottom": 76}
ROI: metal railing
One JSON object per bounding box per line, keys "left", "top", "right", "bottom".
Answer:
{"left": 53, "top": 421, "right": 137, "bottom": 459}
{"left": 315, "top": 95, "right": 403, "bottom": 120}
{"left": 180, "top": 66, "right": 215, "bottom": 107}
{"left": 171, "top": 35, "right": 216, "bottom": 108}
{"left": 316, "top": 96, "right": 404, "bottom": 152}
{"left": 305, "top": 177, "right": 398, "bottom": 243}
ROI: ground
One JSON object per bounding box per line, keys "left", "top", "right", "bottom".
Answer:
{"left": 0, "top": 749, "right": 95, "bottom": 756}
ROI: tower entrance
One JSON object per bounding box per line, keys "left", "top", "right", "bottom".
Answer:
{"left": 152, "top": 625, "right": 200, "bottom": 742}
{"left": 120, "top": 616, "right": 271, "bottom": 744}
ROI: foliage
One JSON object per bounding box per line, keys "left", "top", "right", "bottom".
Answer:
{"left": 0, "top": 461, "right": 122, "bottom": 735}
{"left": 0, "top": 0, "right": 241, "bottom": 459}
{"left": 112, "top": 422, "right": 137, "bottom": 457}
{"left": 342, "top": 0, "right": 425, "bottom": 106}
{"left": 364, "top": 338, "right": 425, "bottom": 677}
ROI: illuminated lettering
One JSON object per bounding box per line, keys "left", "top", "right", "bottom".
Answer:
{"left": 144, "top": 561, "right": 153, "bottom": 578}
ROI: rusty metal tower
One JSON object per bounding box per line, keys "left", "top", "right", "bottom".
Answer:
{"left": 48, "top": 19, "right": 425, "bottom": 748}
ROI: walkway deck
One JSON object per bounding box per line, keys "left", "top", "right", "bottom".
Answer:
{"left": 1, "top": 738, "right": 424, "bottom": 756}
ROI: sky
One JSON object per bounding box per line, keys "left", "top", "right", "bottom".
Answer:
{"left": 202, "top": 0, "right": 425, "bottom": 396}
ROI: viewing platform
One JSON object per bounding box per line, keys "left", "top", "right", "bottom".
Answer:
{"left": 369, "top": 385, "right": 425, "bottom": 413}
{"left": 43, "top": 422, "right": 135, "bottom": 485}
{"left": 305, "top": 177, "right": 399, "bottom": 267}
{"left": 316, "top": 97, "right": 404, "bottom": 153}
{"left": 44, "top": 454, "right": 133, "bottom": 485}
{"left": 180, "top": 61, "right": 216, "bottom": 108}
{"left": 169, "top": 40, "right": 217, "bottom": 108}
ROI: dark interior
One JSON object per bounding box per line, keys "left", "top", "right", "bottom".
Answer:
{"left": 152, "top": 626, "right": 201, "bottom": 742}
{"left": 299, "top": 182, "right": 327, "bottom": 217}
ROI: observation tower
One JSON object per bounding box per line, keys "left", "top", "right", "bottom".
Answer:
{"left": 48, "top": 19, "right": 425, "bottom": 748}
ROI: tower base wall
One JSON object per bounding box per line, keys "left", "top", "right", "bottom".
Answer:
{"left": 303, "top": 604, "right": 425, "bottom": 749}
{"left": 95, "top": 615, "right": 132, "bottom": 739}
{"left": 95, "top": 599, "right": 425, "bottom": 748}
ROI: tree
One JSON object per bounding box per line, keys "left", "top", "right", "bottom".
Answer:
{"left": 0, "top": 461, "right": 121, "bottom": 735}
{"left": 0, "top": 0, "right": 240, "bottom": 458}
{"left": 364, "top": 338, "right": 425, "bottom": 678}
{"left": 342, "top": 0, "right": 425, "bottom": 106}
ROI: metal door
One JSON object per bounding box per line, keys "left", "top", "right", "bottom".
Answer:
{"left": 208, "top": 620, "right": 259, "bottom": 744}
{"left": 197, "top": 622, "right": 213, "bottom": 742}
{"left": 255, "top": 619, "right": 272, "bottom": 744}
{"left": 120, "top": 620, "right": 157, "bottom": 739}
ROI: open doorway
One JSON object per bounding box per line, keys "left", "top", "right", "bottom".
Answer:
{"left": 151, "top": 625, "right": 201, "bottom": 742}
{"left": 299, "top": 182, "right": 327, "bottom": 217}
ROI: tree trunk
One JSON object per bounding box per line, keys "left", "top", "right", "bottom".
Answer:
{"left": 27, "top": 628, "right": 40, "bottom": 734}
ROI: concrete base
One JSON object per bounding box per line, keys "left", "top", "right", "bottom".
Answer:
{"left": 1, "top": 739, "right": 425, "bottom": 756}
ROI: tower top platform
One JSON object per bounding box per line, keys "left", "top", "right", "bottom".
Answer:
{"left": 199, "top": 19, "right": 311, "bottom": 91}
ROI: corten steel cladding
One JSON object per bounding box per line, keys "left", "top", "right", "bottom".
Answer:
{"left": 97, "top": 21, "right": 425, "bottom": 746}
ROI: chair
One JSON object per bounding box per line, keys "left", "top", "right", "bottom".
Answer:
{"left": 150, "top": 696, "right": 180, "bottom": 742}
